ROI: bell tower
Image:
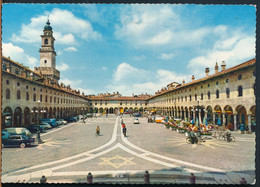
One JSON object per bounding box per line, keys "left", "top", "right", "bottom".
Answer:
{"left": 35, "top": 19, "right": 60, "bottom": 84}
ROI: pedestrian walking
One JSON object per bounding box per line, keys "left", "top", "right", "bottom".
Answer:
{"left": 123, "top": 127, "right": 127, "bottom": 137}
{"left": 96, "top": 125, "right": 100, "bottom": 136}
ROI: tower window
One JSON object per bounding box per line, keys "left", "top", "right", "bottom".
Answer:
{"left": 216, "top": 90, "right": 219, "bottom": 99}
{"left": 26, "top": 92, "right": 29, "bottom": 101}
{"left": 44, "top": 39, "right": 48, "bottom": 44}
{"left": 238, "top": 86, "right": 243, "bottom": 97}
{"left": 17, "top": 90, "right": 21, "bottom": 100}
{"left": 226, "top": 88, "right": 230, "bottom": 98}
{"left": 6, "top": 89, "right": 10, "bottom": 99}
{"left": 44, "top": 60, "right": 47, "bottom": 64}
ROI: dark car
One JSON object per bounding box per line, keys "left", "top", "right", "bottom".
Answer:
{"left": 133, "top": 113, "right": 142, "bottom": 117}
{"left": 2, "top": 135, "right": 35, "bottom": 148}
{"left": 65, "top": 117, "right": 78, "bottom": 122}
{"left": 27, "top": 125, "right": 46, "bottom": 133}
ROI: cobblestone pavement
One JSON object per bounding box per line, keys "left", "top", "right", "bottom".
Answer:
{"left": 2, "top": 115, "right": 255, "bottom": 184}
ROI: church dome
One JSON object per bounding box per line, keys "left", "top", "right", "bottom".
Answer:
{"left": 44, "top": 20, "right": 52, "bottom": 31}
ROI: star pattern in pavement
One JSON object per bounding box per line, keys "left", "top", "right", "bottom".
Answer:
{"left": 98, "top": 155, "right": 136, "bottom": 169}
{"left": 36, "top": 138, "right": 71, "bottom": 150}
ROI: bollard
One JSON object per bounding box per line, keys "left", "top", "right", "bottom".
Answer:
{"left": 87, "top": 172, "right": 93, "bottom": 184}
{"left": 240, "top": 177, "right": 247, "bottom": 184}
{"left": 144, "top": 170, "right": 150, "bottom": 184}
{"left": 189, "top": 173, "right": 196, "bottom": 184}
{"left": 40, "top": 175, "right": 47, "bottom": 184}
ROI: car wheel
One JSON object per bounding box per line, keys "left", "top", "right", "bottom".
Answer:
{"left": 20, "top": 143, "right": 26, "bottom": 148}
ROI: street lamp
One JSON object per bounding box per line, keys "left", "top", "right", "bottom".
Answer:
{"left": 31, "top": 100, "right": 44, "bottom": 144}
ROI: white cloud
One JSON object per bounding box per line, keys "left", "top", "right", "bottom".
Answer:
{"left": 188, "top": 35, "right": 255, "bottom": 76}
{"left": 76, "top": 87, "right": 97, "bottom": 95}
{"left": 114, "top": 5, "right": 214, "bottom": 49}
{"left": 64, "top": 47, "right": 78, "bottom": 52}
{"left": 2, "top": 43, "right": 38, "bottom": 69}
{"left": 106, "top": 62, "right": 188, "bottom": 95}
{"left": 11, "top": 8, "right": 102, "bottom": 45}
{"left": 57, "top": 51, "right": 63, "bottom": 56}
{"left": 60, "top": 78, "right": 96, "bottom": 95}
{"left": 60, "top": 78, "right": 82, "bottom": 86}
{"left": 158, "top": 53, "right": 175, "bottom": 60}
{"left": 113, "top": 62, "right": 150, "bottom": 83}
{"left": 102, "top": 66, "right": 107, "bottom": 71}
{"left": 56, "top": 62, "right": 70, "bottom": 71}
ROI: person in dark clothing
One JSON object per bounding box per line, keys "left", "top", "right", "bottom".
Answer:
{"left": 123, "top": 127, "right": 127, "bottom": 137}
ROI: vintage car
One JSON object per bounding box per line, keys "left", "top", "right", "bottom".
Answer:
{"left": 134, "top": 119, "right": 140, "bottom": 124}
{"left": 155, "top": 117, "right": 165, "bottom": 123}
{"left": 2, "top": 135, "right": 35, "bottom": 148}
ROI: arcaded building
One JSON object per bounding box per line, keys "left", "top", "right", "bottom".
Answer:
{"left": 1, "top": 20, "right": 89, "bottom": 129}
{"left": 87, "top": 93, "right": 150, "bottom": 114}
{"left": 147, "top": 59, "right": 256, "bottom": 131}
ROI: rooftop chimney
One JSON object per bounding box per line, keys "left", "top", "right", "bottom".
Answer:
{"left": 205, "top": 67, "right": 210, "bottom": 76}
{"left": 215, "top": 62, "right": 219, "bottom": 74}
{"left": 191, "top": 75, "right": 195, "bottom": 81}
{"left": 221, "top": 61, "right": 226, "bottom": 71}
{"left": 182, "top": 79, "right": 185, "bottom": 85}
{"left": 6, "top": 64, "right": 11, "bottom": 73}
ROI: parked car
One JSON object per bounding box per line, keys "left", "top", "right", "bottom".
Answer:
{"left": 27, "top": 125, "right": 46, "bottom": 133}
{"left": 55, "top": 120, "right": 63, "bottom": 126}
{"left": 40, "top": 123, "right": 52, "bottom": 129}
{"left": 2, "top": 135, "right": 35, "bottom": 148}
{"left": 155, "top": 117, "right": 164, "bottom": 123}
{"left": 58, "top": 119, "right": 67, "bottom": 125}
{"left": 40, "top": 118, "right": 57, "bottom": 128}
{"left": 2, "top": 131, "right": 10, "bottom": 139}
{"left": 4, "top": 127, "right": 32, "bottom": 137}
{"left": 133, "top": 113, "right": 142, "bottom": 117}
{"left": 65, "top": 117, "right": 77, "bottom": 122}
{"left": 134, "top": 118, "right": 140, "bottom": 124}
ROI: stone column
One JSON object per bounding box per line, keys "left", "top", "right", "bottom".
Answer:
{"left": 188, "top": 111, "right": 190, "bottom": 120}
{"left": 199, "top": 111, "right": 202, "bottom": 124}
{"left": 223, "top": 113, "right": 226, "bottom": 127}
{"left": 248, "top": 114, "right": 252, "bottom": 132}
{"left": 213, "top": 112, "right": 215, "bottom": 125}
{"left": 234, "top": 114, "right": 237, "bottom": 131}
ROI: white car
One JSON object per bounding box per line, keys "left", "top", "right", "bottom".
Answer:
{"left": 40, "top": 123, "right": 52, "bottom": 129}
{"left": 58, "top": 119, "right": 67, "bottom": 125}
{"left": 134, "top": 119, "right": 140, "bottom": 124}
{"left": 4, "top": 127, "right": 32, "bottom": 136}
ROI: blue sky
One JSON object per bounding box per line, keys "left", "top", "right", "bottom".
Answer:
{"left": 2, "top": 4, "right": 256, "bottom": 96}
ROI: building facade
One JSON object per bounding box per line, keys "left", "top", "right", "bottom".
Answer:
{"left": 1, "top": 21, "right": 89, "bottom": 129}
{"left": 146, "top": 59, "right": 256, "bottom": 131}
{"left": 87, "top": 94, "right": 149, "bottom": 114}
